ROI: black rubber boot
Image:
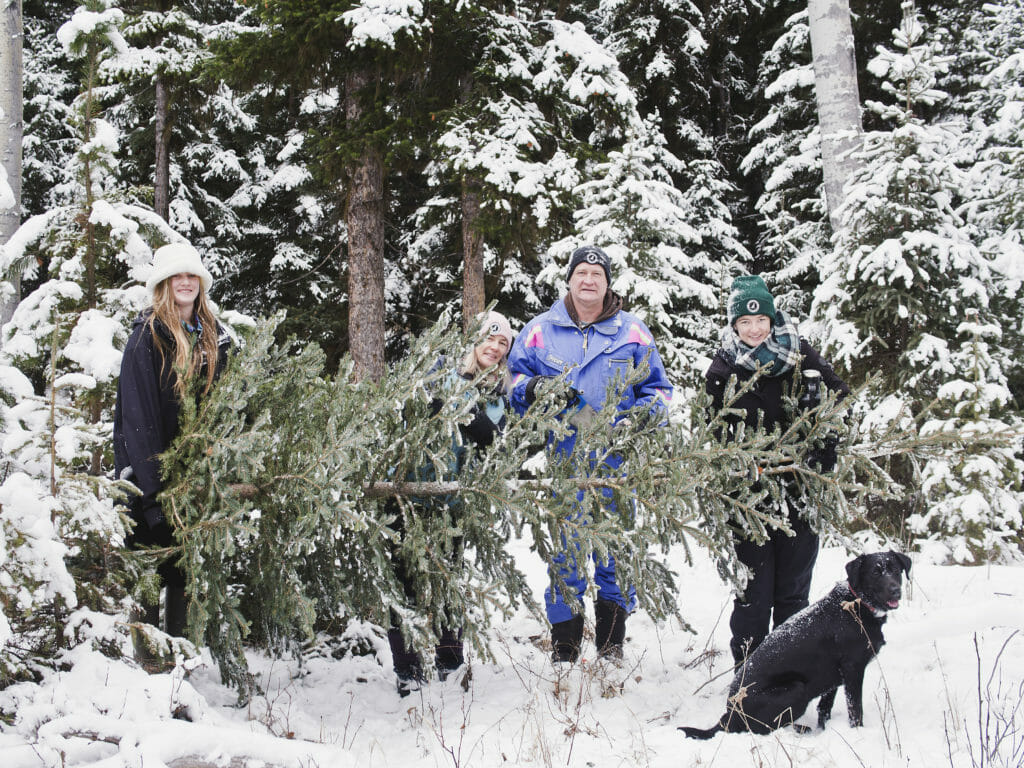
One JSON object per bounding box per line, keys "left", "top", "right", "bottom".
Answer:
{"left": 435, "top": 627, "right": 464, "bottom": 682}
{"left": 164, "top": 586, "right": 188, "bottom": 638}
{"left": 388, "top": 628, "right": 424, "bottom": 697}
{"left": 550, "top": 615, "right": 584, "bottom": 663}
{"left": 594, "top": 599, "right": 627, "bottom": 660}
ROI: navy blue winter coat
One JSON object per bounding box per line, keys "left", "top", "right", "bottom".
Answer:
{"left": 113, "top": 312, "right": 232, "bottom": 533}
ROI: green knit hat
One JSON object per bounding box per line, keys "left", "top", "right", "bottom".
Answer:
{"left": 728, "top": 275, "right": 776, "bottom": 326}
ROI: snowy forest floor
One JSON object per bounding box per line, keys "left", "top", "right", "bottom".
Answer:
{"left": 3, "top": 537, "right": 1023, "bottom": 768}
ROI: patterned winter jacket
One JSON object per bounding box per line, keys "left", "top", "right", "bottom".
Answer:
{"left": 508, "top": 298, "right": 673, "bottom": 459}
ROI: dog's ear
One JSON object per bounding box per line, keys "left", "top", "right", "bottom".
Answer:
{"left": 845, "top": 555, "right": 865, "bottom": 586}
{"left": 891, "top": 550, "right": 912, "bottom": 574}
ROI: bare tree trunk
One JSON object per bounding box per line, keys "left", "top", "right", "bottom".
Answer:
{"left": 0, "top": 0, "right": 24, "bottom": 332}
{"left": 344, "top": 68, "right": 386, "bottom": 383}
{"left": 153, "top": 74, "right": 171, "bottom": 221}
{"left": 460, "top": 177, "right": 485, "bottom": 331}
{"left": 807, "top": 0, "right": 863, "bottom": 234}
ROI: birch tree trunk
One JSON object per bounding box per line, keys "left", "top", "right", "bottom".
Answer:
{"left": 344, "top": 68, "right": 386, "bottom": 383}
{"left": 807, "top": 0, "right": 863, "bottom": 234}
{"left": 0, "top": 0, "right": 24, "bottom": 331}
{"left": 460, "top": 176, "right": 485, "bottom": 331}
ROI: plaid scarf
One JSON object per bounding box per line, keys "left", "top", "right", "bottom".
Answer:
{"left": 719, "top": 309, "right": 802, "bottom": 377}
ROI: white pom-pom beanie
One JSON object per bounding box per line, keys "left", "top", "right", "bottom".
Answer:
{"left": 145, "top": 242, "right": 213, "bottom": 293}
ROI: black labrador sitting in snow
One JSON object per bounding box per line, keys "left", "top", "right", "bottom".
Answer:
{"left": 680, "top": 550, "right": 911, "bottom": 738}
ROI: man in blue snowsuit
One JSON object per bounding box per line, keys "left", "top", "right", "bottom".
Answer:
{"left": 509, "top": 245, "right": 673, "bottom": 662}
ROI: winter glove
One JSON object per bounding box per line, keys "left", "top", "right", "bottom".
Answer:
{"left": 807, "top": 435, "right": 839, "bottom": 473}
{"left": 141, "top": 501, "right": 165, "bottom": 530}
{"left": 524, "top": 376, "right": 583, "bottom": 412}
{"left": 524, "top": 375, "right": 551, "bottom": 405}
{"left": 566, "top": 399, "right": 599, "bottom": 430}
{"left": 461, "top": 407, "right": 498, "bottom": 449}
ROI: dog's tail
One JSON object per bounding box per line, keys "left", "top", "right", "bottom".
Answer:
{"left": 677, "top": 724, "right": 723, "bottom": 740}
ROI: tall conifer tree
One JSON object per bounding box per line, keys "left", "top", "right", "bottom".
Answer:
{"left": 812, "top": 1, "right": 1023, "bottom": 559}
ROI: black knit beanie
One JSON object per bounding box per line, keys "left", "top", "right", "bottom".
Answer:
{"left": 566, "top": 245, "right": 612, "bottom": 283}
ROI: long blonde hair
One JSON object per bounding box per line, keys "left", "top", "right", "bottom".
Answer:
{"left": 147, "top": 280, "right": 219, "bottom": 399}
{"left": 459, "top": 344, "right": 511, "bottom": 395}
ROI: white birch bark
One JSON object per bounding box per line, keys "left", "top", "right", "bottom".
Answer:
{"left": 0, "top": 0, "right": 23, "bottom": 331}
{"left": 808, "top": 0, "right": 863, "bottom": 234}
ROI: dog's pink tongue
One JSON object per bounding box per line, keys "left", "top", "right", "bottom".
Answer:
{"left": 887, "top": 599, "right": 899, "bottom": 608}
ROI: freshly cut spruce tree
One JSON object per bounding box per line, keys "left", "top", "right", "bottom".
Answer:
{"left": 160, "top": 314, "right": 959, "bottom": 693}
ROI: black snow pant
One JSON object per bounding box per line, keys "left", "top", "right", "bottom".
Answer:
{"left": 127, "top": 509, "right": 187, "bottom": 637}
{"left": 729, "top": 511, "right": 819, "bottom": 664}
{"left": 386, "top": 499, "right": 464, "bottom": 682}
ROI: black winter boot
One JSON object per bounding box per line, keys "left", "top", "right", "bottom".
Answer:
{"left": 550, "top": 615, "right": 584, "bottom": 663}
{"left": 164, "top": 586, "right": 188, "bottom": 638}
{"left": 435, "top": 627, "right": 465, "bottom": 682}
{"left": 594, "top": 599, "right": 627, "bottom": 660}
{"left": 388, "top": 628, "right": 424, "bottom": 697}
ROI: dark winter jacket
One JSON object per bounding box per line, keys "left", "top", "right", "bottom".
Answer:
{"left": 424, "top": 362, "right": 508, "bottom": 479}
{"left": 705, "top": 338, "right": 849, "bottom": 438}
{"left": 113, "top": 312, "right": 232, "bottom": 531}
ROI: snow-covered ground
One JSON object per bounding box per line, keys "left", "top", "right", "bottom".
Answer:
{"left": 3, "top": 538, "right": 1023, "bottom": 768}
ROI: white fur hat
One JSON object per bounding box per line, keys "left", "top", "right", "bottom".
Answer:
{"left": 145, "top": 242, "right": 213, "bottom": 293}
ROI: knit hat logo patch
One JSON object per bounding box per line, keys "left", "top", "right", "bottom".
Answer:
{"left": 747, "top": 299, "right": 761, "bottom": 313}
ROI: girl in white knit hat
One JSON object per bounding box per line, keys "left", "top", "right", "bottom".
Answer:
{"left": 113, "top": 242, "right": 232, "bottom": 644}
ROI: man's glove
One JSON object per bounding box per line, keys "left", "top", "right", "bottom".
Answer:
{"left": 807, "top": 435, "right": 838, "bottom": 473}
{"left": 524, "top": 375, "right": 551, "bottom": 405}
{"left": 525, "top": 376, "right": 582, "bottom": 411}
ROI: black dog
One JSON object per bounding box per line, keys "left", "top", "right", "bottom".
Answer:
{"left": 680, "top": 550, "right": 911, "bottom": 738}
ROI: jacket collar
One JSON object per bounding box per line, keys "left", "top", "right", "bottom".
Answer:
{"left": 550, "top": 296, "right": 623, "bottom": 335}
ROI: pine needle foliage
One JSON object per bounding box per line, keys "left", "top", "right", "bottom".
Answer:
{"left": 157, "top": 314, "right": 1007, "bottom": 692}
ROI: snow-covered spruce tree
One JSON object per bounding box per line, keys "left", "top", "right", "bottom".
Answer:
{"left": 216, "top": 0, "right": 462, "bottom": 379}
{"left": 953, "top": 0, "right": 1024, "bottom": 411}
{"left": 409, "top": 8, "right": 594, "bottom": 328}
{"left": 740, "top": 8, "right": 830, "bottom": 317}
{"left": 411, "top": 8, "right": 683, "bottom": 330}
{"left": 0, "top": 0, "right": 183, "bottom": 684}
{"left": 550, "top": 116, "right": 722, "bottom": 382}
{"left": 597, "top": 0, "right": 751, "bottom": 344}
{"left": 811, "top": 1, "right": 1023, "bottom": 560}
{"left": 908, "top": 315, "right": 1024, "bottom": 562}
{"left": 20, "top": 0, "right": 79, "bottom": 222}
{"left": 100, "top": 1, "right": 254, "bottom": 277}
{"left": 156, "top": 308, "right": 963, "bottom": 692}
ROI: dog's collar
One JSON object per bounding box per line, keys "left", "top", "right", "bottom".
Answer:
{"left": 847, "top": 583, "right": 886, "bottom": 617}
